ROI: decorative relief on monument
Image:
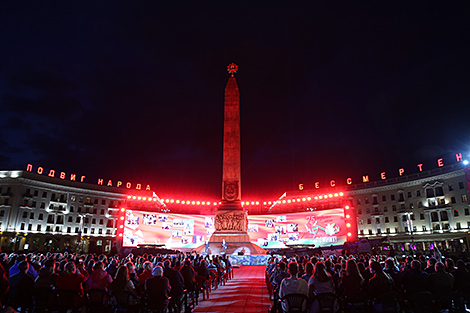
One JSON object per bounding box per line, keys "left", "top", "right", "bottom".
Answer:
{"left": 214, "top": 210, "right": 247, "bottom": 231}
{"left": 223, "top": 181, "right": 239, "bottom": 201}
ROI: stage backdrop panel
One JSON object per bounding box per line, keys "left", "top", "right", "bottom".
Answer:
{"left": 123, "top": 209, "right": 346, "bottom": 250}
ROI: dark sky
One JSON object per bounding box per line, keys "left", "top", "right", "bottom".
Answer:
{"left": 1, "top": 1, "right": 470, "bottom": 200}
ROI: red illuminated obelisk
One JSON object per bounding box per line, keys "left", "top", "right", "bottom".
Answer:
{"left": 208, "top": 64, "right": 265, "bottom": 255}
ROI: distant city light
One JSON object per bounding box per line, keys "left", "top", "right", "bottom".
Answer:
{"left": 464, "top": 160, "right": 469, "bottom": 165}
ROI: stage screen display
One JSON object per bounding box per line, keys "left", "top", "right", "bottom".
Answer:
{"left": 123, "top": 208, "right": 347, "bottom": 250}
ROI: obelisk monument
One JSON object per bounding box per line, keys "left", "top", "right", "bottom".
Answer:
{"left": 208, "top": 64, "right": 264, "bottom": 255}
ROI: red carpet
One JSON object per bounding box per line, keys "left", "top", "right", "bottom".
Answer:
{"left": 193, "top": 265, "right": 271, "bottom": 313}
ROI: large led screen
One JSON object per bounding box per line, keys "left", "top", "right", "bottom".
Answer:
{"left": 123, "top": 209, "right": 346, "bottom": 250}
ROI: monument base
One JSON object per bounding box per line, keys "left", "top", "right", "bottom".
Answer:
{"left": 201, "top": 230, "right": 266, "bottom": 255}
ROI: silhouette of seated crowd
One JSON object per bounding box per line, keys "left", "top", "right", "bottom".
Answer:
{"left": 266, "top": 252, "right": 470, "bottom": 313}
{"left": 0, "top": 251, "right": 233, "bottom": 313}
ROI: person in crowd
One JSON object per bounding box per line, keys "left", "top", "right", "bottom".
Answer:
{"left": 0, "top": 261, "right": 9, "bottom": 308}
{"left": 445, "top": 258, "right": 456, "bottom": 274}
{"left": 138, "top": 261, "right": 154, "bottom": 288}
{"left": 401, "top": 260, "right": 429, "bottom": 298}
{"left": 384, "top": 258, "right": 401, "bottom": 290}
{"left": 308, "top": 262, "right": 335, "bottom": 297}
{"left": 278, "top": 262, "right": 308, "bottom": 312}
{"left": 180, "top": 259, "right": 196, "bottom": 292}
{"left": 110, "top": 265, "right": 139, "bottom": 306}
{"left": 88, "top": 261, "right": 113, "bottom": 292}
{"left": 106, "top": 259, "right": 118, "bottom": 278}
{"left": 339, "top": 259, "right": 365, "bottom": 299}
{"left": 272, "top": 262, "right": 290, "bottom": 291}
{"left": 429, "top": 262, "right": 454, "bottom": 299}
{"left": 163, "top": 259, "right": 185, "bottom": 307}
{"left": 34, "top": 258, "right": 58, "bottom": 289}
{"left": 144, "top": 266, "right": 170, "bottom": 311}
{"left": 452, "top": 260, "right": 470, "bottom": 292}
{"left": 301, "top": 262, "right": 313, "bottom": 282}
{"left": 126, "top": 262, "right": 140, "bottom": 290}
{"left": 7, "top": 261, "right": 34, "bottom": 309}
{"left": 424, "top": 257, "right": 437, "bottom": 274}
{"left": 368, "top": 261, "right": 394, "bottom": 299}
{"left": 9, "top": 255, "right": 38, "bottom": 279}
{"left": 56, "top": 261, "right": 89, "bottom": 306}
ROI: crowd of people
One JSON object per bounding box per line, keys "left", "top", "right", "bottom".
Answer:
{"left": 0, "top": 251, "right": 232, "bottom": 313}
{"left": 267, "top": 252, "right": 470, "bottom": 313}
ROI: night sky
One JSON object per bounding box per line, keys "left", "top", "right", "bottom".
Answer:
{"left": 1, "top": 2, "right": 470, "bottom": 200}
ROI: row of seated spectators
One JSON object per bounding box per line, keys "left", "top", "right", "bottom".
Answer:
{"left": 266, "top": 253, "right": 470, "bottom": 313}
{"left": 0, "top": 251, "right": 232, "bottom": 312}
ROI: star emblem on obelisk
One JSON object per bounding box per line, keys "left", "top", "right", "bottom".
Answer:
{"left": 227, "top": 63, "right": 238, "bottom": 77}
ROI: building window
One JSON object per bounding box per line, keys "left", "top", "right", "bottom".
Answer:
{"left": 78, "top": 207, "right": 82, "bottom": 213}
{"left": 394, "top": 216, "right": 398, "bottom": 222}
{"left": 42, "top": 192, "right": 47, "bottom": 198}
{"left": 431, "top": 212, "right": 439, "bottom": 222}
{"left": 375, "top": 218, "right": 380, "bottom": 224}
{"left": 84, "top": 228, "right": 88, "bottom": 234}
{"left": 38, "top": 213, "right": 43, "bottom": 220}
{"left": 46, "top": 226, "right": 51, "bottom": 232}
{"left": 440, "top": 211, "right": 449, "bottom": 221}
{"left": 75, "top": 227, "right": 79, "bottom": 233}
{"left": 385, "top": 217, "right": 389, "bottom": 223}
{"left": 367, "top": 219, "right": 371, "bottom": 224}
{"left": 394, "top": 227, "right": 398, "bottom": 233}
{"left": 420, "top": 213, "right": 425, "bottom": 220}
{"left": 459, "top": 182, "right": 465, "bottom": 189}
{"left": 4, "top": 199, "right": 9, "bottom": 205}
{"left": 407, "top": 192, "right": 412, "bottom": 198}
{"left": 400, "top": 204, "right": 405, "bottom": 210}
{"left": 386, "top": 228, "right": 390, "bottom": 234}
{"left": 55, "top": 226, "right": 61, "bottom": 232}
{"left": 372, "top": 196, "right": 378, "bottom": 205}
{"left": 0, "top": 210, "right": 4, "bottom": 217}
{"left": 100, "top": 209, "right": 104, "bottom": 215}
{"left": 20, "top": 223, "right": 25, "bottom": 230}
{"left": 451, "top": 197, "right": 456, "bottom": 204}
{"left": 436, "top": 187, "right": 444, "bottom": 197}
{"left": 402, "top": 215, "right": 407, "bottom": 222}
{"left": 358, "top": 209, "right": 362, "bottom": 215}
{"left": 30, "top": 212, "right": 34, "bottom": 219}
{"left": 67, "top": 227, "right": 71, "bottom": 233}
{"left": 418, "top": 201, "right": 422, "bottom": 208}
{"left": 382, "top": 195, "right": 386, "bottom": 202}
{"left": 377, "top": 229, "right": 382, "bottom": 234}
{"left": 368, "top": 229, "right": 372, "bottom": 235}
{"left": 92, "top": 218, "right": 96, "bottom": 224}
{"left": 68, "top": 216, "right": 73, "bottom": 223}
{"left": 454, "top": 209, "right": 459, "bottom": 217}
{"left": 398, "top": 193, "right": 404, "bottom": 202}
{"left": 416, "top": 190, "right": 421, "bottom": 197}
{"left": 76, "top": 216, "right": 81, "bottom": 223}
{"left": 384, "top": 206, "right": 388, "bottom": 212}
{"left": 99, "top": 219, "right": 104, "bottom": 225}
{"left": 22, "top": 212, "right": 28, "bottom": 218}
{"left": 456, "top": 222, "right": 461, "bottom": 230}
{"left": 462, "top": 195, "right": 468, "bottom": 203}
{"left": 37, "top": 225, "right": 42, "bottom": 231}
{"left": 91, "top": 228, "right": 95, "bottom": 234}
{"left": 365, "top": 198, "right": 369, "bottom": 204}
{"left": 392, "top": 205, "right": 397, "bottom": 211}
{"left": 426, "top": 189, "right": 434, "bottom": 198}
{"left": 70, "top": 206, "right": 74, "bottom": 212}
{"left": 47, "top": 215, "right": 54, "bottom": 223}
{"left": 405, "top": 226, "right": 409, "bottom": 232}
{"left": 465, "top": 208, "right": 469, "bottom": 216}
{"left": 101, "top": 200, "right": 106, "bottom": 205}
{"left": 467, "top": 221, "right": 470, "bottom": 229}
{"left": 449, "top": 185, "right": 454, "bottom": 191}
{"left": 94, "top": 199, "right": 99, "bottom": 205}
{"left": 40, "top": 203, "right": 45, "bottom": 209}
{"left": 409, "top": 203, "right": 414, "bottom": 209}
{"left": 107, "top": 220, "right": 113, "bottom": 227}
{"left": 422, "top": 225, "right": 426, "bottom": 231}
{"left": 357, "top": 199, "right": 361, "bottom": 205}
{"left": 360, "top": 230, "right": 364, "bottom": 235}
{"left": 98, "top": 229, "right": 103, "bottom": 234}
{"left": 391, "top": 195, "right": 395, "bottom": 201}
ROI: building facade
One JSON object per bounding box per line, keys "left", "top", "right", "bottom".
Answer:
{"left": 348, "top": 164, "right": 470, "bottom": 254}
{"left": 0, "top": 170, "right": 127, "bottom": 253}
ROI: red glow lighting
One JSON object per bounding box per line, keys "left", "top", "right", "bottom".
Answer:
{"left": 347, "top": 232, "right": 352, "bottom": 237}
{"left": 119, "top": 233, "right": 123, "bottom": 237}
{"left": 120, "top": 208, "right": 125, "bottom": 212}
{"left": 346, "top": 214, "right": 350, "bottom": 219}
{"left": 345, "top": 205, "right": 350, "bottom": 210}
{"left": 346, "top": 223, "right": 351, "bottom": 227}
{"left": 132, "top": 196, "right": 136, "bottom": 200}
{"left": 120, "top": 216, "right": 124, "bottom": 220}
{"left": 127, "top": 195, "right": 131, "bottom": 199}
